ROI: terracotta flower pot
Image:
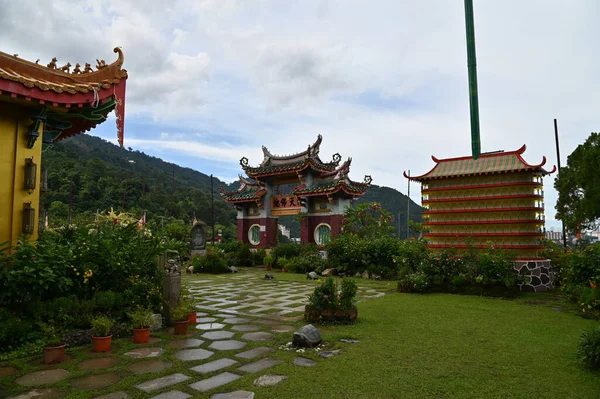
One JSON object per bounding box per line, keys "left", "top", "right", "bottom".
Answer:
{"left": 281, "top": 267, "right": 287, "bottom": 273}
{"left": 174, "top": 320, "right": 189, "bottom": 335}
{"left": 188, "top": 312, "right": 197, "bottom": 324}
{"left": 265, "top": 265, "right": 272, "bottom": 271}
{"left": 43, "top": 343, "right": 66, "bottom": 365}
{"left": 335, "top": 307, "right": 358, "bottom": 322}
{"left": 92, "top": 335, "right": 113, "bottom": 352}
{"left": 133, "top": 328, "right": 150, "bottom": 344}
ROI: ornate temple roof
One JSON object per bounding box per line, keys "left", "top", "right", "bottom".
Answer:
{"left": 405, "top": 145, "right": 556, "bottom": 182}
{"left": 240, "top": 135, "right": 342, "bottom": 178}
{"left": 0, "top": 48, "right": 127, "bottom": 146}
{"left": 294, "top": 158, "right": 372, "bottom": 197}
{"left": 219, "top": 175, "right": 267, "bottom": 203}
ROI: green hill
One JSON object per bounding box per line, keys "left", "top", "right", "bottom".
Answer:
{"left": 40, "top": 134, "right": 422, "bottom": 238}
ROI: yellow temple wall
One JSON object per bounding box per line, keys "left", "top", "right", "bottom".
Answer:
{"left": 0, "top": 103, "right": 43, "bottom": 246}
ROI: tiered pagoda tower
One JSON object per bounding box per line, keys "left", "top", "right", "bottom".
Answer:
{"left": 0, "top": 48, "right": 127, "bottom": 245}
{"left": 405, "top": 145, "right": 555, "bottom": 260}
{"left": 221, "top": 135, "right": 371, "bottom": 248}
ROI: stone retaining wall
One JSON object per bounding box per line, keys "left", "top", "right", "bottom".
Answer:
{"left": 514, "top": 260, "right": 554, "bottom": 292}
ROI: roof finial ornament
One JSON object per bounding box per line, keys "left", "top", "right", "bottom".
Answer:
{"left": 332, "top": 153, "right": 341, "bottom": 163}
{"left": 240, "top": 157, "right": 249, "bottom": 167}
{"left": 83, "top": 63, "right": 93, "bottom": 73}
{"left": 73, "top": 63, "right": 82, "bottom": 74}
{"left": 364, "top": 175, "right": 373, "bottom": 185}
{"left": 96, "top": 59, "right": 107, "bottom": 69}
{"left": 59, "top": 62, "right": 71, "bottom": 73}
{"left": 46, "top": 57, "right": 58, "bottom": 70}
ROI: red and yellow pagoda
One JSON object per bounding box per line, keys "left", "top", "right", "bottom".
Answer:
{"left": 221, "top": 135, "right": 371, "bottom": 248}
{"left": 405, "top": 145, "right": 555, "bottom": 259}
{"left": 0, "top": 48, "right": 127, "bottom": 245}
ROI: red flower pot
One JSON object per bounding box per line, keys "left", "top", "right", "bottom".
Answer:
{"left": 133, "top": 328, "right": 150, "bottom": 344}
{"left": 92, "top": 335, "right": 113, "bottom": 352}
{"left": 188, "top": 312, "right": 197, "bottom": 324}
{"left": 43, "top": 343, "right": 66, "bottom": 365}
{"left": 174, "top": 320, "right": 189, "bottom": 335}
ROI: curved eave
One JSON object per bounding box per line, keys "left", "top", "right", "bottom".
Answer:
{"left": 422, "top": 181, "right": 541, "bottom": 193}
{"left": 423, "top": 219, "right": 544, "bottom": 226}
{"left": 260, "top": 134, "right": 322, "bottom": 163}
{"left": 424, "top": 232, "right": 545, "bottom": 238}
{"left": 422, "top": 194, "right": 543, "bottom": 204}
{"left": 423, "top": 206, "right": 544, "bottom": 215}
{"left": 427, "top": 244, "right": 545, "bottom": 250}
{"left": 244, "top": 158, "right": 337, "bottom": 178}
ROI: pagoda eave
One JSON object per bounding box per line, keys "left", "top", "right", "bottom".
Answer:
{"left": 422, "top": 206, "right": 544, "bottom": 215}
{"left": 423, "top": 219, "right": 544, "bottom": 226}
{"left": 424, "top": 232, "right": 545, "bottom": 238}
{"left": 422, "top": 194, "right": 543, "bottom": 204}
{"left": 422, "top": 181, "right": 542, "bottom": 193}
{"left": 427, "top": 244, "right": 545, "bottom": 250}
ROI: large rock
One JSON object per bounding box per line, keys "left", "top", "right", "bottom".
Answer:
{"left": 292, "top": 324, "right": 322, "bottom": 348}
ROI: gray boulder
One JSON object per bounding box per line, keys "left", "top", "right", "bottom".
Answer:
{"left": 306, "top": 271, "right": 318, "bottom": 280}
{"left": 293, "top": 324, "right": 322, "bottom": 348}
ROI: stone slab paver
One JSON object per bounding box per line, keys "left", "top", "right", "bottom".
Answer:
{"left": 196, "top": 323, "right": 226, "bottom": 330}
{"left": 241, "top": 332, "right": 273, "bottom": 341}
{"left": 231, "top": 325, "right": 260, "bottom": 332}
{"left": 294, "top": 357, "right": 317, "bottom": 367}
{"left": 16, "top": 369, "right": 70, "bottom": 386}
{"left": 135, "top": 373, "right": 191, "bottom": 393}
{"left": 340, "top": 339, "right": 360, "bottom": 344}
{"left": 124, "top": 347, "right": 164, "bottom": 358}
{"left": 235, "top": 347, "right": 274, "bottom": 359}
{"left": 8, "top": 388, "right": 65, "bottom": 399}
{"left": 210, "top": 391, "right": 255, "bottom": 399}
{"left": 320, "top": 349, "right": 343, "bottom": 358}
{"left": 253, "top": 374, "right": 287, "bottom": 387}
{"left": 237, "top": 357, "right": 282, "bottom": 373}
{"left": 208, "top": 340, "right": 247, "bottom": 351}
{"left": 202, "top": 331, "right": 235, "bottom": 340}
{"left": 128, "top": 359, "right": 172, "bottom": 374}
{"left": 222, "top": 317, "right": 251, "bottom": 324}
{"left": 197, "top": 317, "right": 218, "bottom": 323}
{"left": 0, "top": 366, "right": 18, "bottom": 377}
{"left": 167, "top": 338, "right": 204, "bottom": 349}
{"left": 70, "top": 373, "right": 121, "bottom": 390}
{"left": 147, "top": 337, "right": 162, "bottom": 344}
{"left": 190, "top": 358, "right": 239, "bottom": 374}
{"left": 150, "top": 390, "right": 191, "bottom": 399}
{"left": 78, "top": 357, "right": 120, "bottom": 370}
{"left": 271, "top": 325, "right": 296, "bottom": 333}
{"left": 92, "top": 392, "right": 130, "bottom": 399}
{"left": 174, "top": 348, "right": 214, "bottom": 361}
{"left": 189, "top": 372, "right": 242, "bottom": 392}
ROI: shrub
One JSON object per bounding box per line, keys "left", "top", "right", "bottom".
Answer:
{"left": 39, "top": 323, "right": 63, "bottom": 346}
{"left": 91, "top": 316, "right": 113, "bottom": 337}
{"left": 219, "top": 241, "right": 253, "bottom": 266}
{"left": 252, "top": 249, "right": 267, "bottom": 266}
{"left": 578, "top": 325, "right": 600, "bottom": 369}
{"left": 562, "top": 243, "right": 600, "bottom": 292}
{"left": 339, "top": 279, "right": 358, "bottom": 310}
{"left": 0, "top": 309, "right": 38, "bottom": 352}
{"left": 172, "top": 302, "right": 191, "bottom": 322}
{"left": 272, "top": 243, "right": 302, "bottom": 267}
{"left": 130, "top": 306, "right": 154, "bottom": 329}
{"left": 264, "top": 255, "right": 274, "bottom": 268}
{"left": 307, "top": 277, "right": 337, "bottom": 312}
{"left": 287, "top": 254, "right": 326, "bottom": 274}
{"left": 328, "top": 234, "right": 400, "bottom": 278}
{"left": 190, "top": 251, "right": 229, "bottom": 274}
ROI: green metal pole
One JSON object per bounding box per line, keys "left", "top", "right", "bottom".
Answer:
{"left": 464, "top": 0, "right": 481, "bottom": 159}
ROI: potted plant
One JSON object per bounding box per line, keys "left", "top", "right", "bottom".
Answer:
{"left": 40, "top": 323, "right": 66, "bottom": 365}
{"left": 305, "top": 277, "right": 359, "bottom": 323}
{"left": 334, "top": 279, "right": 359, "bottom": 322}
{"left": 91, "top": 316, "right": 114, "bottom": 352}
{"left": 130, "top": 307, "right": 153, "bottom": 344}
{"left": 264, "top": 255, "right": 273, "bottom": 271}
{"left": 172, "top": 302, "right": 190, "bottom": 335}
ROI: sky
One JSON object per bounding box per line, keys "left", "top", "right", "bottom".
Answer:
{"left": 2, "top": 0, "right": 599, "bottom": 229}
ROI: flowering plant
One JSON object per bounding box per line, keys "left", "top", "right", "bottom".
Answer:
{"left": 307, "top": 277, "right": 358, "bottom": 311}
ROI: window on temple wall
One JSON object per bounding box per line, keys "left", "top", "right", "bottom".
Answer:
{"left": 314, "top": 223, "right": 331, "bottom": 246}
{"left": 248, "top": 224, "right": 260, "bottom": 245}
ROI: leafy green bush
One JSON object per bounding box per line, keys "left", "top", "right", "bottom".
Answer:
{"left": 287, "top": 254, "right": 326, "bottom": 274}
{"left": 0, "top": 309, "right": 38, "bottom": 352}
{"left": 578, "top": 325, "right": 600, "bottom": 369}
{"left": 307, "top": 277, "right": 337, "bottom": 311}
{"left": 328, "top": 234, "right": 400, "bottom": 278}
{"left": 252, "top": 249, "right": 267, "bottom": 266}
{"left": 172, "top": 302, "right": 191, "bottom": 322}
{"left": 562, "top": 244, "right": 600, "bottom": 292}
{"left": 340, "top": 279, "right": 358, "bottom": 310}
{"left": 190, "top": 250, "right": 229, "bottom": 273}
{"left": 218, "top": 241, "right": 253, "bottom": 266}
{"left": 264, "top": 255, "right": 274, "bottom": 268}
{"left": 39, "top": 323, "right": 63, "bottom": 346}
{"left": 130, "top": 306, "right": 154, "bottom": 329}
{"left": 91, "top": 316, "right": 113, "bottom": 337}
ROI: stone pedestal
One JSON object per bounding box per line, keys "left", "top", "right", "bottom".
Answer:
{"left": 162, "top": 250, "right": 181, "bottom": 326}
{"left": 514, "top": 259, "right": 554, "bottom": 292}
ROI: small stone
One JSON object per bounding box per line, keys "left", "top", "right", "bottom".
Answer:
{"left": 241, "top": 332, "right": 273, "bottom": 341}
{"left": 211, "top": 391, "right": 255, "bottom": 399}
{"left": 231, "top": 325, "right": 260, "bottom": 332}
{"left": 189, "top": 372, "right": 242, "bottom": 392}
{"left": 293, "top": 357, "right": 317, "bottom": 367}
{"left": 150, "top": 314, "right": 163, "bottom": 331}
{"left": 150, "top": 390, "right": 191, "bottom": 399}
{"left": 124, "top": 347, "right": 164, "bottom": 358}
{"left": 70, "top": 373, "right": 121, "bottom": 390}
{"left": 237, "top": 357, "right": 282, "bottom": 373}
{"left": 16, "top": 369, "right": 70, "bottom": 386}
{"left": 8, "top": 388, "right": 65, "bottom": 399}
{"left": 190, "top": 358, "right": 239, "bottom": 374}
{"left": 253, "top": 374, "right": 287, "bottom": 387}
{"left": 208, "top": 340, "right": 247, "bottom": 351}
{"left": 128, "top": 359, "right": 172, "bottom": 374}
{"left": 196, "top": 323, "right": 226, "bottom": 330}
{"left": 167, "top": 338, "right": 204, "bottom": 349}
{"left": 78, "top": 357, "right": 119, "bottom": 370}
{"left": 135, "top": 373, "right": 191, "bottom": 393}
{"left": 271, "top": 325, "right": 296, "bottom": 333}
{"left": 340, "top": 339, "right": 360, "bottom": 344}
{"left": 202, "top": 331, "right": 235, "bottom": 340}
{"left": 174, "top": 348, "right": 214, "bottom": 361}
{"left": 222, "top": 318, "right": 251, "bottom": 325}
{"left": 92, "top": 391, "right": 130, "bottom": 399}
{"left": 292, "top": 324, "right": 322, "bottom": 348}
{"left": 235, "top": 347, "right": 275, "bottom": 359}
{"left": 320, "top": 349, "right": 343, "bottom": 359}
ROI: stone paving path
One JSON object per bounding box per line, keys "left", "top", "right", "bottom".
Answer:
{"left": 1, "top": 268, "right": 390, "bottom": 398}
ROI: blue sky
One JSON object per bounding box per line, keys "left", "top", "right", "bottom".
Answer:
{"left": 2, "top": 0, "right": 599, "bottom": 230}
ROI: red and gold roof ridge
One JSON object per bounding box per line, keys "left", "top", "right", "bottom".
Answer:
{"left": 404, "top": 144, "right": 557, "bottom": 181}
{"left": 0, "top": 47, "right": 127, "bottom": 95}
{"left": 294, "top": 159, "right": 372, "bottom": 197}
{"left": 219, "top": 175, "right": 267, "bottom": 203}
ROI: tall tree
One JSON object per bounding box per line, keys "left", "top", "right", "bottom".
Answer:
{"left": 555, "top": 132, "right": 600, "bottom": 232}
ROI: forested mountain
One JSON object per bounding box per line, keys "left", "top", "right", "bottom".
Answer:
{"left": 40, "top": 135, "right": 421, "bottom": 238}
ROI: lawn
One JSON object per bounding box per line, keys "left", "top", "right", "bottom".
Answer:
{"left": 1, "top": 270, "right": 598, "bottom": 399}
